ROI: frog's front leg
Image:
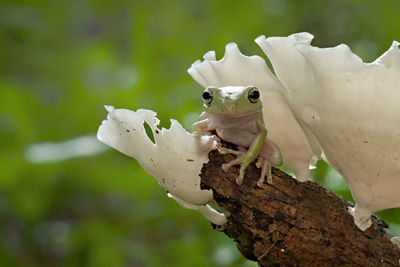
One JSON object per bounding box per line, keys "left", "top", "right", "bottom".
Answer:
{"left": 222, "top": 127, "right": 267, "bottom": 185}
{"left": 192, "top": 112, "right": 211, "bottom": 135}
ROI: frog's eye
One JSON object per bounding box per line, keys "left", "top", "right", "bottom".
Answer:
{"left": 202, "top": 89, "right": 213, "bottom": 105}
{"left": 248, "top": 87, "right": 260, "bottom": 103}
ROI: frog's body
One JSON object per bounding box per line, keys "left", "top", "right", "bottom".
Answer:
{"left": 207, "top": 112, "right": 259, "bottom": 147}
{"left": 193, "top": 86, "right": 282, "bottom": 186}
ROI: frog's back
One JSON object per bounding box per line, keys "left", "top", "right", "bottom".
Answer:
{"left": 208, "top": 113, "right": 260, "bottom": 148}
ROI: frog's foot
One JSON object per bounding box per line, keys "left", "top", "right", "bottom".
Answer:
{"left": 256, "top": 159, "right": 272, "bottom": 187}
{"left": 222, "top": 154, "right": 253, "bottom": 185}
{"left": 217, "top": 146, "right": 247, "bottom": 156}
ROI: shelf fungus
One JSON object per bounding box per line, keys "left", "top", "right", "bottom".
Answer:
{"left": 97, "top": 106, "right": 227, "bottom": 225}
{"left": 189, "top": 32, "right": 400, "bottom": 231}
{"left": 256, "top": 33, "right": 400, "bottom": 230}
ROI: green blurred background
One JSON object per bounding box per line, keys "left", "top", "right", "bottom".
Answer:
{"left": 0, "top": 0, "right": 399, "bottom": 266}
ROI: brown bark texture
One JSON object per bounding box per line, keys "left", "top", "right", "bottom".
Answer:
{"left": 200, "top": 149, "right": 400, "bottom": 266}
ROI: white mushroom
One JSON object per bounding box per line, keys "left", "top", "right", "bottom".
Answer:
{"left": 97, "top": 106, "right": 226, "bottom": 224}
{"left": 257, "top": 33, "right": 400, "bottom": 230}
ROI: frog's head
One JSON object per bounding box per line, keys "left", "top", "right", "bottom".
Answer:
{"left": 202, "top": 86, "right": 262, "bottom": 116}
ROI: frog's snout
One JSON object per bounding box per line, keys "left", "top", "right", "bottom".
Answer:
{"left": 222, "top": 103, "right": 237, "bottom": 114}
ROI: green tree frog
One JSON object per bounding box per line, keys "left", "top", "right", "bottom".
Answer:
{"left": 193, "top": 85, "right": 282, "bottom": 187}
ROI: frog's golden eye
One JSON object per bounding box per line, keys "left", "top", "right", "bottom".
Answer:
{"left": 202, "top": 88, "right": 213, "bottom": 105}
{"left": 248, "top": 87, "right": 260, "bottom": 103}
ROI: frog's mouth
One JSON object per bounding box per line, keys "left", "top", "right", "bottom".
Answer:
{"left": 212, "top": 105, "right": 262, "bottom": 118}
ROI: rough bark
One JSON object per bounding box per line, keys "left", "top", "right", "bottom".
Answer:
{"left": 200, "top": 149, "right": 400, "bottom": 266}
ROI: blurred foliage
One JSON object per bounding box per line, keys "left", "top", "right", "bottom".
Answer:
{"left": 0, "top": 0, "right": 399, "bottom": 266}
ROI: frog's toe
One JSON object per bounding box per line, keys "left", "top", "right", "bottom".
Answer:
{"left": 217, "top": 147, "right": 244, "bottom": 156}
{"left": 221, "top": 163, "right": 230, "bottom": 172}
{"left": 222, "top": 159, "right": 244, "bottom": 185}
{"left": 236, "top": 172, "right": 244, "bottom": 185}
{"left": 256, "top": 177, "right": 265, "bottom": 188}
{"left": 236, "top": 160, "right": 252, "bottom": 185}
{"left": 256, "top": 158, "right": 263, "bottom": 168}
{"left": 266, "top": 163, "right": 273, "bottom": 184}
{"left": 222, "top": 157, "right": 241, "bottom": 172}
{"left": 257, "top": 159, "right": 272, "bottom": 187}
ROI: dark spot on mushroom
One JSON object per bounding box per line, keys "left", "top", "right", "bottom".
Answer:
{"left": 126, "top": 129, "right": 130, "bottom": 132}
{"left": 155, "top": 129, "right": 159, "bottom": 134}
{"left": 363, "top": 141, "right": 368, "bottom": 144}
{"left": 186, "top": 159, "right": 194, "bottom": 162}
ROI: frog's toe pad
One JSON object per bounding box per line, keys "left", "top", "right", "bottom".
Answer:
{"left": 256, "top": 179, "right": 265, "bottom": 188}
{"left": 236, "top": 175, "right": 244, "bottom": 185}
{"left": 221, "top": 163, "right": 231, "bottom": 172}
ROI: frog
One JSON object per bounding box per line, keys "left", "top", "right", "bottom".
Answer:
{"left": 192, "top": 85, "right": 282, "bottom": 187}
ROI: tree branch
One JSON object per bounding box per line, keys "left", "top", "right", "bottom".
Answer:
{"left": 200, "top": 149, "right": 400, "bottom": 266}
